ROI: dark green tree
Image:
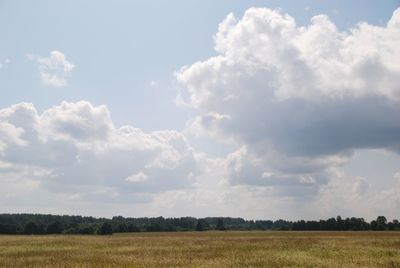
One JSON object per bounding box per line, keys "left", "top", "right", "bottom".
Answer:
{"left": 0, "top": 223, "right": 17, "bottom": 234}
{"left": 115, "top": 223, "right": 127, "bottom": 233}
{"left": 336, "top": 216, "right": 344, "bottom": 230}
{"left": 376, "top": 216, "right": 387, "bottom": 230}
{"left": 24, "top": 221, "right": 39, "bottom": 234}
{"left": 97, "top": 222, "right": 113, "bottom": 235}
{"left": 196, "top": 219, "right": 209, "bottom": 231}
{"left": 127, "top": 223, "right": 140, "bottom": 232}
{"left": 46, "top": 221, "right": 63, "bottom": 234}
{"left": 79, "top": 225, "right": 95, "bottom": 234}
{"left": 371, "top": 220, "right": 378, "bottom": 230}
{"left": 216, "top": 218, "right": 225, "bottom": 230}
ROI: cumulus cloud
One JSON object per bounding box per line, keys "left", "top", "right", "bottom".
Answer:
{"left": 0, "top": 101, "right": 204, "bottom": 203}
{"left": 40, "top": 101, "right": 113, "bottom": 142}
{"left": 28, "top": 50, "right": 74, "bottom": 87}
{"left": 176, "top": 7, "right": 400, "bottom": 196}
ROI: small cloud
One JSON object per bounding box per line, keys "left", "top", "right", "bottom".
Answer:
{"left": 149, "top": 80, "right": 158, "bottom": 87}
{"left": 262, "top": 172, "right": 274, "bottom": 178}
{"left": 28, "top": 50, "right": 74, "bottom": 87}
{"left": 304, "top": 7, "right": 310, "bottom": 12}
{"left": 125, "top": 172, "right": 148, "bottom": 183}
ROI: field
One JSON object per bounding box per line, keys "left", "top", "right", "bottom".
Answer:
{"left": 1, "top": 231, "right": 400, "bottom": 267}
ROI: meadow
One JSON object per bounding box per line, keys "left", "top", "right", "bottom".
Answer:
{"left": 0, "top": 231, "right": 400, "bottom": 267}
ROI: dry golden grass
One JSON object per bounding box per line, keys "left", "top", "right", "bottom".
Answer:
{"left": 1, "top": 231, "right": 400, "bottom": 267}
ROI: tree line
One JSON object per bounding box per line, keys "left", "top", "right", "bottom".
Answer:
{"left": 0, "top": 214, "right": 399, "bottom": 235}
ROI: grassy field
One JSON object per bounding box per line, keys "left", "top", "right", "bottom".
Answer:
{"left": 0, "top": 231, "right": 400, "bottom": 267}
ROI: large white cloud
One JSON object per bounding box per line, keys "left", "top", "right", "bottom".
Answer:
{"left": 176, "top": 8, "right": 400, "bottom": 195}
{"left": 0, "top": 101, "right": 204, "bottom": 203}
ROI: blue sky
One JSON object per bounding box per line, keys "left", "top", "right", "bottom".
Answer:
{"left": 1, "top": 0, "right": 400, "bottom": 219}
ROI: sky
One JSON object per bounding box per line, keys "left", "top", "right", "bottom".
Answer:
{"left": 1, "top": 0, "right": 400, "bottom": 220}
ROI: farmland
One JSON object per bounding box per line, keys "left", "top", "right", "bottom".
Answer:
{"left": 1, "top": 231, "right": 400, "bottom": 267}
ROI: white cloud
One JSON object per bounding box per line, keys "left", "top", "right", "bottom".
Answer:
{"left": 125, "top": 172, "right": 148, "bottom": 182}
{"left": 0, "top": 122, "right": 26, "bottom": 153}
{"left": 40, "top": 101, "right": 113, "bottom": 142}
{"left": 176, "top": 7, "right": 400, "bottom": 197}
{"left": 0, "top": 101, "right": 204, "bottom": 204}
{"left": 28, "top": 50, "right": 74, "bottom": 87}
